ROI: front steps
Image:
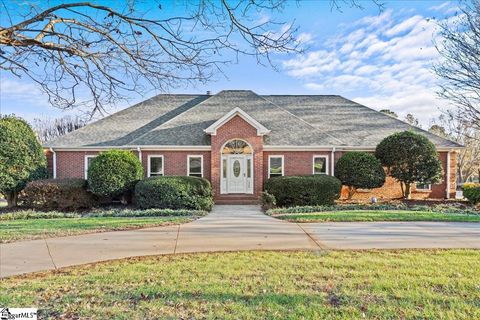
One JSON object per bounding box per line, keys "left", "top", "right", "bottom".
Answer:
{"left": 214, "top": 194, "right": 260, "bottom": 205}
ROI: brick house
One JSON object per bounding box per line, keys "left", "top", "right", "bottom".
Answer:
{"left": 44, "top": 90, "right": 462, "bottom": 203}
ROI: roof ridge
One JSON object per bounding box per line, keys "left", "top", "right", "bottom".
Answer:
{"left": 260, "top": 95, "right": 346, "bottom": 145}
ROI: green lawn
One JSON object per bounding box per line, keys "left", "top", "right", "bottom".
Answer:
{"left": 272, "top": 210, "right": 480, "bottom": 223}
{"left": 0, "top": 216, "right": 191, "bottom": 243}
{"left": 1, "top": 250, "right": 478, "bottom": 319}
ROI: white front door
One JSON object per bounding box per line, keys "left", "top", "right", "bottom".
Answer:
{"left": 227, "top": 155, "right": 246, "bottom": 193}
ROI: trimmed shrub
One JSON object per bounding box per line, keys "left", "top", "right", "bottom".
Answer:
{"left": 0, "top": 115, "right": 47, "bottom": 207}
{"left": 264, "top": 175, "right": 342, "bottom": 207}
{"left": 375, "top": 131, "right": 443, "bottom": 199}
{"left": 463, "top": 183, "right": 480, "bottom": 204}
{"left": 135, "top": 176, "right": 214, "bottom": 211}
{"left": 88, "top": 150, "right": 143, "bottom": 200}
{"left": 335, "top": 152, "right": 386, "bottom": 199}
{"left": 21, "top": 178, "right": 98, "bottom": 211}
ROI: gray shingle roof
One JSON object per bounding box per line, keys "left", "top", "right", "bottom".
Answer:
{"left": 45, "top": 90, "right": 462, "bottom": 148}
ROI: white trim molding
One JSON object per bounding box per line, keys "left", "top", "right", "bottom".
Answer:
{"left": 84, "top": 155, "right": 97, "bottom": 179}
{"left": 204, "top": 107, "right": 270, "bottom": 136}
{"left": 46, "top": 145, "right": 211, "bottom": 152}
{"left": 147, "top": 155, "right": 164, "bottom": 177}
{"left": 313, "top": 155, "right": 329, "bottom": 175}
{"left": 268, "top": 155, "right": 284, "bottom": 178}
{"left": 446, "top": 151, "right": 451, "bottom": 199}
{"left": 187, "top": 155, "right": 203, "bottom": 177}
{"left": 49, "top": 147, "right": 57, "bottom": 179}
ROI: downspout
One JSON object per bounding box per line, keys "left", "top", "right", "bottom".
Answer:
{"left": 137, "top": 146, "right": 142, "bottom": 163}
{"left": 49, "top": 147, "right": 57, "bottom": 179}
{"left": 446, "top": 151, "right": 451, "bottom": 199}
{"left": 331, "top": 147, "right": 336, "bottom": 176}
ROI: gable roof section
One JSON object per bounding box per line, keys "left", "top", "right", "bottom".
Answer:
{"left": 264, "top": 95, "right": 462, "bottom": 149}
{"left": 45, "top": 90, "right": 462, "bottom": 149}
{"left": 204, "top": 107, "right": 270, "bottom": 136}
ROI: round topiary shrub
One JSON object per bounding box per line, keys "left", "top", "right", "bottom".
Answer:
{"left": 375, "top": 131, "right": 442, "bottom": 199}
{"left": 21, "top": 178, "right": 98, "bottom": 211}
{"left": 134, "top": 176, "right": 213, "bottom": 211}
{"left": 88, "top": 150, "right": 143, "bottom": 201}
{"left": 264, "top": 175, "right": 342, "bottom": 207}
{"left": 335, "top": 151, "right": 386, "bottom": 199}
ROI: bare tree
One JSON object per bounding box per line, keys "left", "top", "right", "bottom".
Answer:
{"left": 0, "top": 1, "right": 383, "bottom": 117}
{"left": 32, "top": 115, "right": 87, "bottom": 143}
{"left": 430, "top": 113, "right": 480, "bottom": 184}
{"left": 0, "top": 1, "right": 301, "bottom": 116}
{"left": 434, "top": 0, "right": 480, "bottom": 131}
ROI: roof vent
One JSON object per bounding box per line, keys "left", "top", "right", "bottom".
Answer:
{"left": 206, "top": 90, "right": 211, "bottom": 95}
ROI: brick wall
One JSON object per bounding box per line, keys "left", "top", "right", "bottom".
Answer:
{"left": 210, "top": 115, "right": 264, "bottom": 198}
{"left": 49, "top": 145, "right": 457, "bottom": 200}
{"left": 263, "top": 151, "right": 332, "bottom": 181}
{"left": 141, "top": 151, "right": 211, "bottom": 180}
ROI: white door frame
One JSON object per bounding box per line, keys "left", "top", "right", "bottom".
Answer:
{"left": 220, "top": 154, "right": 254, "bottom": 194}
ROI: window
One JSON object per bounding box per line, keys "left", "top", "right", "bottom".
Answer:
{"left": 84, "top": 155, "right": 96, "bottom": 179}
{"left": 416, "top": 183, "right": 432, "bottom": 191}
{"left": 268, "top": 155, "right": 284, "bottom": 178}
{"left": 148, "top": 156, "right": 164, "bottom": 177}
{"left": 188, "top": 155, "right": 203, "bottom": 177}
{"left": 222, "top": 139, "right": 252, "bottom": 154}
{"left": 313, "top": 156, "right": 328, "bottom": 175}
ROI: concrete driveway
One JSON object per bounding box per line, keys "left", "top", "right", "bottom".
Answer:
{"left": 1, "top": 205, "right": 479, "bottom": 278}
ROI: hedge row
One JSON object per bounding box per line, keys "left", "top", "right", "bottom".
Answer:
{"left": 267, "top": 203, "right": 480, "bottom": 216}
{"left": 20, "top": 178, "right": 98, "bottom": 211}
{"left": 20, "top": 176, "right": 213, "bottom": 212}
{"left": 135, "top": 176, "right": 213, "bottom": 211}
{"left": 264, "top": 175, "right": 342, "bottom": 207}
{"left": 463, "top": 183, "right": 480, "bottom": 205}
{"left": 0, "top": 208, "right": 207, "bottom": 221}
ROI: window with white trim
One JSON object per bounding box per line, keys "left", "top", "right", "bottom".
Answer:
{"left": 268, "top": 155, "right": 284, "bottom": 178}
{"left": 148, "top": 156, "right": 164, "bottom": 177}
{"left": 416, "top": 183, "right": 432, "bottom": 191}
{"left": 313, "top": 156, "right": 328, "bottom": 175}
{"left": 84, "top": 155, "right": 97, "bottom": 179}
{"left": 188, "top": 155, "right": 203, "bottom": 177}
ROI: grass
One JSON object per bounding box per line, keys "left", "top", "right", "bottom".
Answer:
{"left": 271, "top": 210, "right": 480, "bottom": 222}
{"left": 1, "top": 250, "right": 478, "bottom": 319}
{"left": 0, "top": 216, "right": 191, "bottom": 243}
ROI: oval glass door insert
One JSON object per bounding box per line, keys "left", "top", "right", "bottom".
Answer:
{"left": 233, "top": 160, "right": 241, "bottom": 177}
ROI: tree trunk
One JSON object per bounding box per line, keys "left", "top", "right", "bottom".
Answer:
{"left": 347, "top": 186, "right": 356, "bottom": 200}
{"left": 400, "top": 182, "right": 405, "bottom": 198}
{"left": 404, "top": 183, "right": 412, "bottom": 199}
{"left": 120, "top": 193, "right": 128, "bottom": 205}
{"left": 6, "top": 191, "right": 18, "bottom": 208}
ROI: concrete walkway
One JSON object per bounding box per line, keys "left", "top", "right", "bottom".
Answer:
{"left": 1, "top": 205, "right": 479, "bottom": 278}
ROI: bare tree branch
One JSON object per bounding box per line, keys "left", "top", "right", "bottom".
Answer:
{"left": 0, "top": 0, "right": 381, "bottom": 116}
{"left": 434, "top": 0, "right": 480, "bottom": 131}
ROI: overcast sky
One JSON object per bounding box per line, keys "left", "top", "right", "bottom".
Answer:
{"left": 0, "top": 0, "right": 462, "bottom": 127}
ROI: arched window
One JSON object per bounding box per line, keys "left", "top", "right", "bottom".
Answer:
{"left": 221, "top": 139, "right": 252, "bottom": 154}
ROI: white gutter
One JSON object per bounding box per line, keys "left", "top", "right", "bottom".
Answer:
{"left": 446, "top": 151, "right": 451, "bottom": 199}
{"left": 49, "top": 147, "right": 57, "bottom": 179}
{"left": 137, "top": 146, "right": 142, "bottom": 162}
{"left": 331, "top": 146, "right": 336, "bottom": 176}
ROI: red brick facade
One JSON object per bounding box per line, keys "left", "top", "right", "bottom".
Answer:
{"left": 46, "top": 115, "right": 458, "bottom": 201}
